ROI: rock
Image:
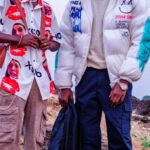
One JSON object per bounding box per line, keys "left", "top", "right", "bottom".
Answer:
{"left": 132, "top": 96, "right": 150, "bottom": 116}
{"left": 132, "top": 96, "right": 140, "bottom": 110}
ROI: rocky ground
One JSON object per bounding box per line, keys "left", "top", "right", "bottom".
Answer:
{"left": 41, "top": 95, "right": 150, "bottom": 150}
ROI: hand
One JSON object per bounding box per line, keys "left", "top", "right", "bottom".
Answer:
{"left": 59, "top": 88, "right": 73, "bottom": 108}
{"left": 19, "top": 34, "right": 39, "bottom": 48}
{"left": 39, "top": 37, "right": 60, "bottom": 52}
{"left": 109, "top": 81, "right": 128, "bottom": 107}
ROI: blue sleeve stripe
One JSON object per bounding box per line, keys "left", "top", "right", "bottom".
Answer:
{"left": 136, "top": 18, "right": 150, "bottom": 71}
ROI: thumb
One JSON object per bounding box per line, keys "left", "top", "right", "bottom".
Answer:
{"left": 70, "top": 92, "right": 74, "bottom": 101}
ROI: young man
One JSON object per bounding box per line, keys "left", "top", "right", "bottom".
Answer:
{"left": 0, "top": 0, "right": 61, "bottom": 150}
{"left": 55, "top": 0, "right": 149, "bottom": 149}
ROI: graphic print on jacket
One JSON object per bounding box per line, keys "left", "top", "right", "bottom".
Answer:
{"left": 137, "top": 18, "right": 150, "bottom": 71}
{"left": 10, "top": 23, "right": 27, "bottom": 56}
{"left": 6, "top": 0, "right": 26, "bottom": 21}
{"left": 119, "top": 0, "right": 135, "bottom": 14}
{"left": 1, "top": 59, "right": 20, "bottom": 94}
{"left": 70, "top": 0, "right": 82, "bottom": 33}
{"left": 42, "top": 59, "right": 56, "bottom": 95}
{"left": 44, "top": 4, "right": 52, "bottom": 28}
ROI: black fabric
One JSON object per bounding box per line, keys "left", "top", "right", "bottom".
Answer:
{"left": 48, "top": 101, "right": 78, "bottom": 150}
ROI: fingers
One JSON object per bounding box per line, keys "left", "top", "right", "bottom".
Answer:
{"left": 40, "top": 43, "right": 50, "bottom": 51}
{"left": 29, "top": 40, "right": 39, "bottom": 48}
{"left": 70, "top": 92, "right": 74, "bottom": 101}
{"left": 40, "top": 38, "right": 50, "bottom": 50}
{"left": 109, "top": 83, "right": 128, "bottom": 107}
{"left": 59, "top": 98, "right": 68, "bottom": 108}
{"left": 110, "top": 92, "right": 126, "bottom": 107}
{"left": 114, "top": 95, "right": 122, "bottom": 106}
{"left": 59, "top": 90, "right": 68, "bottom": 107}
{"left": 20, "top": 34, "right": 56, "bottom": 50}
{"left": 118, "top": 94, "right": 126, "bottom": 105}
{"left": 21, "top": 34, "right": 39, "bottom": 48}
{"left": 58, "top": 88, "right": 73, "bottom": 108}
{"left": 110, "top": 93, "right": 120, "bottom": 107}
{"left": 59, "top": 93, "right": 69, "bottom": 108}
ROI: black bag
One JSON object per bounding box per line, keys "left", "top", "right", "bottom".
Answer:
{"left": 48, "top": 101, "right": 78, "bottom": 150}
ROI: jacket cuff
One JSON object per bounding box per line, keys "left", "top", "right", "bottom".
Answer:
{"left": 119, "top": 76, "right": 133, "bottom": 84}
{"left": 54, "top": 72, "right": 73, "bottom": 89}
{"left": 110, "top": 76, "right": 132, "bottom": 88}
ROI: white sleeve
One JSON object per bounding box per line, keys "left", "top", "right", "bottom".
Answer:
{"left": 0, "top": 0, "right": 5, "bottom": 32}
{"left": 51, "top": 10, "right": 62, "bottom": 44}
{"left": 54, "top": 1, "right": 75, "bottom": 88}
{"left": 119, "top": 0, "right": 149, "bottom": 83}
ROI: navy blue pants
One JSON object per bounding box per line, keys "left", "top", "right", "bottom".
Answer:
{"left": 76, "top": 68, "right": 132, "bottom": 150}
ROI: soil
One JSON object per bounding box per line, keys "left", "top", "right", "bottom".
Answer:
{"left": 20, "top": 95, "right": 150, "bottom": 150}
{"left": 42, "top": 95, "right": 150, "bottom": 150}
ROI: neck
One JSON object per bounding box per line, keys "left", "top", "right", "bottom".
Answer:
{"left": 31, "top": 0, "right": 38, "bottom": 8}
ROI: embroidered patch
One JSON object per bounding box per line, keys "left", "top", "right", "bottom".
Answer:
{"left": 70, "top": 1, "right": 82, "bottom": 33}
{"left": 137, "top": 18, "right": 150, "bottom": 71}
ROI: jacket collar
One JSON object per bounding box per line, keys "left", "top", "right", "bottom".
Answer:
{"left": 81, "top": 0, "right": 117, "bottom": 27}
{"left": 22, "top": 0, "right": 43, "bottom": 9}
{"left": 81, "top": 0, "right": 93, "bottom": 28}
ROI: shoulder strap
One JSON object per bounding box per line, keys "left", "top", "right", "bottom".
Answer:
{"left": 15, "top": 0, "right": 28, "bottom": 30}
{"left": 40, "top": 7, "right": 46, "bottom": 38}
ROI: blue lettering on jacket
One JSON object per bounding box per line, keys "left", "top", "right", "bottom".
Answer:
{"left": 0, "top": 18, "right": 4, "bottom": 25}
{"left": 70, "top": 1, "right": 82, "bottom": 33}
{"left": 25, "top": 61, "right": 42, "bottom": 77}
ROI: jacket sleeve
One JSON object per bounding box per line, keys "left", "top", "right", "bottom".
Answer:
{"left": 0, "top": 0, "right": 4, "bottom": 32}
{"left": 51, "top": 10, "right": 62, "bottom": 44}
{"left": 119, "top": 0, "right": 149, "bottom": 83}
{"left": 54, "top": 1, "right": 75, "bottom": 88}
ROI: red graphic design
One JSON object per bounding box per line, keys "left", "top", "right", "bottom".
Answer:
{"left": 41, "top": 31, "right": 53, "bottom": 58}
{"left": 43, "top": 59, "right": 51, "bottom": 80}
{"left": 38, "top": 0, "right": 43, "bottom": 7}
{"left": 1, "top": 77, "right": 20, "bottom": 94}
{"left": 50, "top": 81, "right": 56, "bottom": 95}
{"left": 10, "top": 47, "right": 27, "bottom": 56}
{"left": 44, "top": 5, "right": 52, "bottom": 27}
{"left": 45, "top": 16, "right": 52, "bottom": 27}
{"left": 115, "top": 15, "right": 133, "bottom": 20}
{"left": 6, "top": 5, "right": 26, "bottom": 21}
{"left": 44, "top": 5, "right": 52, "bottom": 16}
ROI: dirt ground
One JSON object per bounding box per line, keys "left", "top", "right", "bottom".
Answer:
{"left": 101, "top": 115, "right": 150, "bottom": 150}
{"left": 20, "top": 96, "right": 150, "bottom": 150}
{"left": 45, "top": 96, "right": 150, "bottom": 150}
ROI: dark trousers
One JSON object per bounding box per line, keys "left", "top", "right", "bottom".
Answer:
{"left": 76, "top": 68, "right": 132, "bottom": 150}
